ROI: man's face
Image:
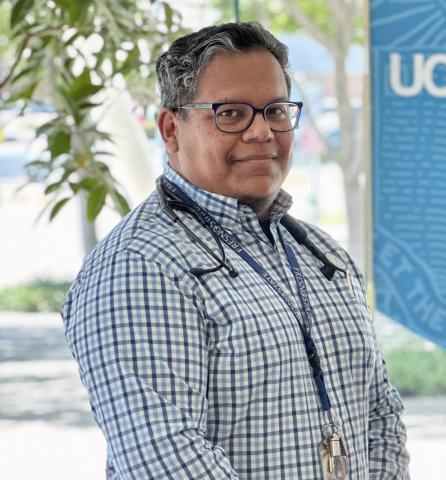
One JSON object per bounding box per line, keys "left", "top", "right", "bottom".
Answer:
{"left": 160, "top": 49, "right": 294, "bottom": 206}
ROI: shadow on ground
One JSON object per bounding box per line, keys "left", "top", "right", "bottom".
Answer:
{"left": 0, "top": 321, "right": 95, "bottom": 427}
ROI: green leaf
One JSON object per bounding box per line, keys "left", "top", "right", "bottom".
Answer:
{"left": 48, "top": 131, "right": 71, "bottom": 158}
{"left": 69, "top": 69, "right": 102, "bottom": 101}
{"left": 95, "top": 130, "right": 113, "bottom": 142}
{"left": 49, "top": 197, "right": 71, "bottom": 221}
{"left": 60, "top": 166, "right": 75, "bottom": 181}
{"left": 77, "top": 100, "right": 101, "bottom": 110}
{"left": 10, "top": 64, "right": 36, "bottom": 85}
{"left": 43, "top": 166, "right": 74, "bottom": 194}
{"left": 96, "top": 161, "right": 111, "bottom": 173}
{"left": 40, "top": 34, "right": 55, "bottom": 48}
{"left": 74, "top": 0, "right": 91, "bottom": 24}
{"left": 53, "top": 0, "right": 69, "bottom": 10}
{"left": 163, "top": 2, "right": 173, "bottom": 30}
{"left": 8, "top": 79, "right": 39, "bottom": 102}
{"left": 55, "top": 0, "right": 91, "bottom": 24}
{"left": 87, "top": 185, "right": 107, "bottom": 222}
{"left": 58, "top": 88, "right": 82, "bottom": 125}
{"left": 11, "top": 0, "right": 33, "bottom": 28}
{"left": 111, "top": 189, "right": 130, "bottom": 216}
{"left": 78, "top": 176, "right": 99, "bottom": 191}
{"left": 93, "top": 150, "right": 113, "bottom": 157}
{"left": 69, "top": 182, "right": 80, "bottom": 193}
{"left": 44, "top": 182, "right": 63, "bottom": 195}
{"left": 36, "top": 121, "right": 55, "bottom": 137}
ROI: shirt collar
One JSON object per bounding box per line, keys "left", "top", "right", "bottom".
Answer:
{"left": 163, "top": 163, "right": 293, "bottom": 231}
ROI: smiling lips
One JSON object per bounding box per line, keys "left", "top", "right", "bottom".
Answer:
{"left": 233, "top": 154, "right": 277, "bottom": 162}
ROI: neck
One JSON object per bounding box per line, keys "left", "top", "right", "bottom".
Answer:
{"left": 240, "top": 196, "right": 273, "bottom": 221}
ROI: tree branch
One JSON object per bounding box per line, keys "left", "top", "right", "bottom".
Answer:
{"left": 326, "top": 0, "right": 347, "bottom": 28}
{"left": 292, "top": 74, "right": 338, "bottom": 160}
{"left": 328, "top": 0, "right": 353, "bottom": 50}
{"left": 280, "top": 0, "right": 335, "bottom": 53}
{"left": 347, "top": 0, "right": 363, "bottom": 20}
{"left": 0, "top": 32, "right": 30, "bottom": 90}
{"left": 0, "top": 26, "right": 64, "bottom": 91}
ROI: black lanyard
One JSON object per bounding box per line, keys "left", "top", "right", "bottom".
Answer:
{"left": 160, "top": 176, "right": 333, "bottom": 412}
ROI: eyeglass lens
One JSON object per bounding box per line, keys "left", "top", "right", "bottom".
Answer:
{"left": 215, "top": 102, "right": 300, "bottom": 133}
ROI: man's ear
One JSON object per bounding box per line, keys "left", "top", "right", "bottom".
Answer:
{"left": 158, "top": 108, "right": 179, "bottom": 154}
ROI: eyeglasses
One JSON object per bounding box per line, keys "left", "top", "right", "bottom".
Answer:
{"left": 176, "top": 101, "right": 303, "bottom": 133}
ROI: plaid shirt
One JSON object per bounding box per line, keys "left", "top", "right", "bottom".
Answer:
{"left": 62, "top": 164, "right": 410, "bottom": 479}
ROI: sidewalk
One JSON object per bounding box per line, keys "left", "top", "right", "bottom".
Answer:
{"left": 1, "top": 312, "right": 444, "bottom": 479}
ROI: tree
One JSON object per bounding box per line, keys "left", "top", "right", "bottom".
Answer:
{"left": 215, "top": 0, "right": 366, "bottom": 268}
{"left": 0, "top": 0, "right": 185, "bottom": 249}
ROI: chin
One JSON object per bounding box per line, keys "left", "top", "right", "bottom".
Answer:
{"left": 239, "top": 178, "right": 281, "bottom": 199}
{"left": 236, "top": 187, "right": 278, "bottom": 204}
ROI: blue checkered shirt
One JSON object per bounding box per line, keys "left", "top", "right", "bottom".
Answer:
{"left": 61, "top": 164, "right": 410, "bottom": 479}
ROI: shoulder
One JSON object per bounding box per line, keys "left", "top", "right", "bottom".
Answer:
{"left": 71, "top": 190, "right": 195, "bottom": 285}
{"left": 294, "top": 219, "right": 363, "bottom": 280}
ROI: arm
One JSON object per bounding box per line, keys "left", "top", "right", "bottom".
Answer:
{"left": 367, "top": 326, "right": 410, "bottom": 479}
{"left": 350, "top": 268, "right": 410, "bottom": 478}
{"left": 349, "top": 270, "right": 410, "bottom": 479}
{"left": 61, "top": 250, "right": 239, "bottom": 480}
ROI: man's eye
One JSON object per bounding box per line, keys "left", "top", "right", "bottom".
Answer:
{"left": 219, "top": 109, "right": 242, "bottom": 118}
{"left": 268, "top": 106, "right": 286, "bottom": 116}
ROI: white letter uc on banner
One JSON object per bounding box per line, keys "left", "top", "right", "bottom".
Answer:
{"left": 390, "top": 53, "right": 446, "bottom": 97}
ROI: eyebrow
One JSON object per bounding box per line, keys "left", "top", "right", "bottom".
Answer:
{"left": 213, "top": 97, "right": 290, "bottom": 105}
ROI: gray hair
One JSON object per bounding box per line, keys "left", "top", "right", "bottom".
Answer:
{"left": 156, "top": 21, "right": 291, "bottom": 114}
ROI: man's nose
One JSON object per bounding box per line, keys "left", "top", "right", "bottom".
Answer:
{"left": 242, "top": 111, "right": 274, "bottom": 142}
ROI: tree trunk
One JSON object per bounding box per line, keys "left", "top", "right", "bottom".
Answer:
{"left": 340, "top": 159, "right": 365, "bottom": 270}
{"left": 79, "top": 192, "right": 98, "bottom": 256}
{"left": 333, "top": 46, "right": 366, "bottom": 270}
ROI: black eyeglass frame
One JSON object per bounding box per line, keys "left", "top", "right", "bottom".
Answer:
{"left": 174, "top": 101, "right": 303, "bottom": 133}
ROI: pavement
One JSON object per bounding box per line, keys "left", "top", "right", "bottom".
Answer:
{"left": 0, "top": 311, "right": 445, "bottom": 479}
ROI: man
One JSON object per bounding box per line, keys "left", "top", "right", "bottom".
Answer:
{"left": 62, "top": 22, "right": 410, "bottom": 479}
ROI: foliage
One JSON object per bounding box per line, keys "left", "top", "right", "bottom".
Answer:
{"left": 0, "top": 0, "right": 185, "bottom": 223}
{"left": 0, "top": 2, "right": 12, "bottom": 57}
{"left": 0, "top": 279, "right": 71, "bottom": 312}
{"left": 384, "top": 342, "right": 446, "bottom": 396}
{"left": 213, "top": 0, "right": 364, "bottom": 44}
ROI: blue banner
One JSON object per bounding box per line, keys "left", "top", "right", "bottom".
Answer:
{"left": 370, "top": 0, "right": 446, "bottom": 349}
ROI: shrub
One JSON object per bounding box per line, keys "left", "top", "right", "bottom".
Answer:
{"left": 0, "top": 280, "right": 71, "bottom": 312}
{"left": 384, "top": 343, "right": 446, "bottom": 396}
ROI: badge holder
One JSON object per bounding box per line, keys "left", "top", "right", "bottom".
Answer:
{"left": 318, "top": 424, "right": 350, "bottom": 480}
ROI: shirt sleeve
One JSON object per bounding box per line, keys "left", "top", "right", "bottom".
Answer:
{"left": 61, "top": 249, "right": 240, "bottom": 480}
{"left": 355, "top": 275, "right": 411, "bottom": 479}
{"left": 367, "top": 329, "right": 411, "bottom": 479}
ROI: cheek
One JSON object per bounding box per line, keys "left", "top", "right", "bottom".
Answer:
{"left": 277, "top": 135, "right": 294, "bottom": 170}
{"left": 185, "top": 132, "right": 236, "bottom": 177}
{"left": 280, "top": 133, "right": 294, "bottom": 155}
{"left": 210, "top": 138, "right": 239, "bottom": 169}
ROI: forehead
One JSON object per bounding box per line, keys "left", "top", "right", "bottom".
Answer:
{"left": 195, "top": 49, "right": 289, "bottom": 103}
